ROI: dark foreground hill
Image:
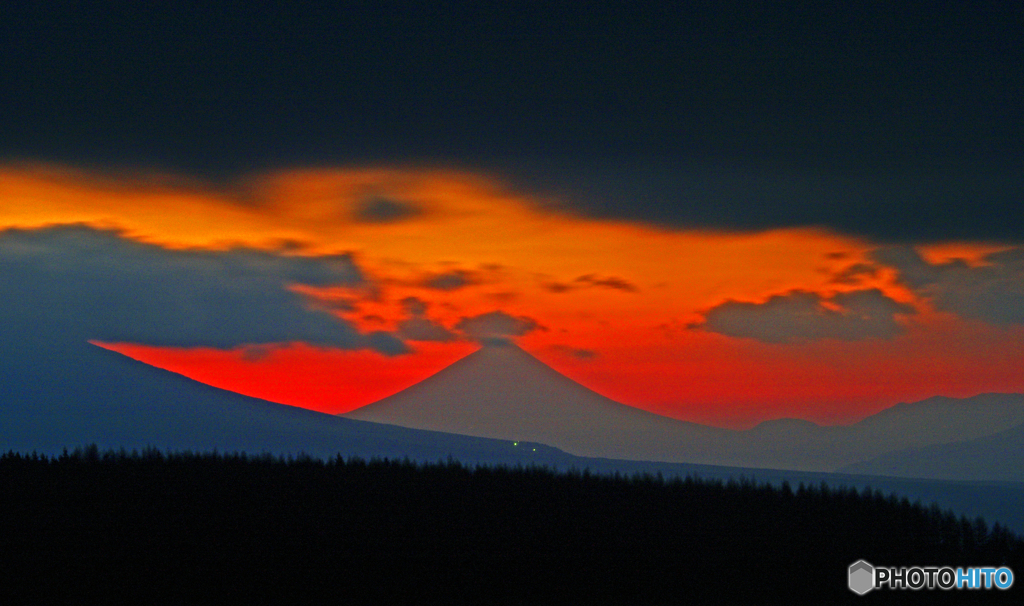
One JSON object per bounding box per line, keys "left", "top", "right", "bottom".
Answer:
{"left": 1, "top": 449, "right": 1020, "bottom": 605}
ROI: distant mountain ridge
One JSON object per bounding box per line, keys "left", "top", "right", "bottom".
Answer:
{"left": 838, "top": 419, "right": 1024, "bottom": 482}
{"left": 344, "top": 342, "right": 1024, "bottom": 475}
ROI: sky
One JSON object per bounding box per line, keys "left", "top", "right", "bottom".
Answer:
{"left": 1, "top": 2, "right": 1022, "bottom": 428}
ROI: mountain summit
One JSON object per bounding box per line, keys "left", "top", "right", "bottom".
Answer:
{"left": 344, "top": 342, "right": 726, "bottom": 461}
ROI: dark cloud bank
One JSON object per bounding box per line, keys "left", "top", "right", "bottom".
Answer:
{"left": 2, "top": 2, "right": 1020, "bottom": 243}
{"left": 510, "top": 158, "right": 1024, "bottom": 243}
{"left": 0, "top": 226, "right": 407, "bottom": 354}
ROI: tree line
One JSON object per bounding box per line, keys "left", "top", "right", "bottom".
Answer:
{"left": 1, "top": 446, "right": 1020, "bottom": 604}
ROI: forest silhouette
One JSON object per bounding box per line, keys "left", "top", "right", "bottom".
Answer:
{"left": 1, "top": 446, "right": 1020, "bottom": 604}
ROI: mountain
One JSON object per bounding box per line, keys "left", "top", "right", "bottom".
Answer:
{"left": 0, "top": 341, "right": 568, "bottom": 466}
{"left": 845, "top": 393, "right": 1024, "bottom": 446}
{"left": 344, "top": 343, "right": 1024, "bottom": 472}
{"left": 838, "top": 420, "right": 1024, "bottom": 482}
{"left": 344, "top": 341, "right": 728, "bottom": 462}
{"left": 720, "top": 393, "right": 1024, "bottom": 472}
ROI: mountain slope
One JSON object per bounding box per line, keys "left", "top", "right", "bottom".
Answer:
{"left": 0, "top": 342, "right": 567, "bottom": 466}
{"left": 845, "top": 393, "right": 1024, "bottom": 446}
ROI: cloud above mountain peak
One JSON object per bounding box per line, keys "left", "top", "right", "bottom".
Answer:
{"left": 455, "top": 310, "right": 544, "bottom": 344}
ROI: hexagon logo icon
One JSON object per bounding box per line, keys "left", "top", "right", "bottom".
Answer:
{"left": 849, "top": 560, "right": 875, "bottom": 595}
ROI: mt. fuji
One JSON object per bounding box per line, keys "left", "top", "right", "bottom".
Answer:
{"left": 344, "top": 341, "right": 726, "bottom": 462}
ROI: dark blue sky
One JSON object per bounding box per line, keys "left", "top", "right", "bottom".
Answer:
{"left": 2, "top": 1, "right": 1021, "bottom": 241}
